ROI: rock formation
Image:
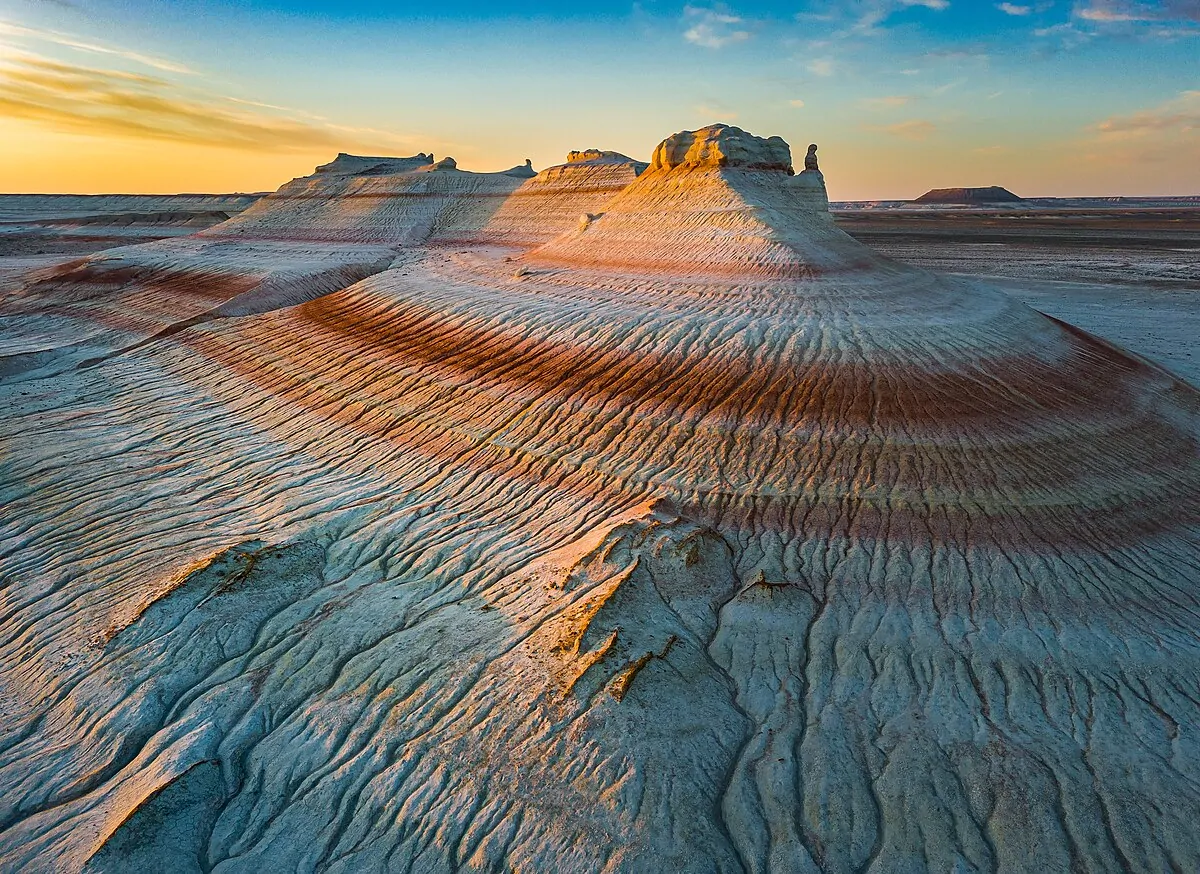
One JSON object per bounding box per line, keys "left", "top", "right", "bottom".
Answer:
{"left": 650, "top": 123, "right": 793, "bottom": 174}
{"left": 502, "top": 159, "right": 537, "bottom": 178}
{"left": 566, "top": 148, "right": 642, "bottom": 165}
{"left": 1, "top": 123, "right": 1198, "bottom": 874}
{"left": 915, "top": 186, "right": 1023, "bottom": 204}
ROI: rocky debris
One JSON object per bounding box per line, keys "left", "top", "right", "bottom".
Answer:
{"left": 649, "top": 123, "right": 794, "bottom": 174}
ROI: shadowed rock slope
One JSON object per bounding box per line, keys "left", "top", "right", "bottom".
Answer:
{"left": 1, "top": 123, "right": 1199, "bottom": 873}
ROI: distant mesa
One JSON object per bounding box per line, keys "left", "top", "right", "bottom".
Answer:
{"left": 650, "top": 123, "right": 794, "bottom": 174}
{"left": 914, "top": 185, "right": 1023, "bottom": 204}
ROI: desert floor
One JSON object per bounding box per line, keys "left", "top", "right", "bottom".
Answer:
{"left": 834, "top": 206, "right": 1200, "bottom": 384}
{"left": 4, "top": 197, "right": 1195, "bottom": 384}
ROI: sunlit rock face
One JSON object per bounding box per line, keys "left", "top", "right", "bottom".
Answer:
{"left": 1, "top": 126, "right": 1199, "bottom": 874}
{"left": 650, "top": 123, "right": 794, "bottom": 173}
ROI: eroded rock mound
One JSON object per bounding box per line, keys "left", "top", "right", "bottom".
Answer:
{"left": 650, "top": 123, "right": 793, "bottom": 174}
{"left": 567, "top": 149, "right": 643, "bottom": 166}
{"left": 314, "top": 152, "right": 434, "bottom": 176}
{"left": 1, "top": 123, "right": 1199, "bottom": 874}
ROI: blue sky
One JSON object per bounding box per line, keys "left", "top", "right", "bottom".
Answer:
{"left": 0, "top": 0, "right": 1197, "bottom": 196}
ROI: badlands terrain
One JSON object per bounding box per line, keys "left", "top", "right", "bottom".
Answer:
{"left": 0, "top": 125, "right": 1198, "bottom": 873}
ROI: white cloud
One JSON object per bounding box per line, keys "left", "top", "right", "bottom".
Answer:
{"left": 1035, "top": 3, "right": 1200, "bottom": 45}
{"left": 0, "top": 46, "right": 425, "bottom": 155}
{"left": 997, "top": 3, "right": 1032, "bottom": 14}
{"left": 683, "top": 6, "right": 752, "bottom": 49}
{"left": 866, "top": 119, "right": 938, "bottom": 140}
{"left": 0, "top": 20, "right": 195, "bottom": 74}
{"left": 1078, "top": 89, "right": 1200, "bottom": 171}
{"left": 807, "top": 58, "right": 835, "bottom": 76}
{"left": 789, "top": 98, "right": 806, "bottom": 107}
{"left": 695, "top": 102, "right": 739, "bottom": 120}
{"left": 1095, "top": 89, "right": 1200, "bottom": 137}
{"left": 1079, "top": 6, "right": 1143, "bottom": 20}
{"left": 854, "top": 0, "right": 950, "bottom": 32}
{"left": 861, "top": 94, "right": 916, "bottom": 108}
{"left": 1073, "top": 1, "right": 1200, "bottom": 26}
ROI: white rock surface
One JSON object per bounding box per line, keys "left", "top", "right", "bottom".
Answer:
{"left": 1, "top": 126, "right": 1198, "bottom": 874}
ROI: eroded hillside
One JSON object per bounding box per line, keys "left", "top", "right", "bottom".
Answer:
{"left": 1, "top": 125, "right": 1198, "bottom": 873}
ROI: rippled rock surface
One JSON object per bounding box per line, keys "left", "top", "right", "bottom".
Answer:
{"left": 1, "top": 124, "right": 1199, "bottom": 873}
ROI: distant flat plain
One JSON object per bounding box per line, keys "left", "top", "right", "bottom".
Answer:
{"left": 1, "top": 193, "right": 1196, "bottom": 385}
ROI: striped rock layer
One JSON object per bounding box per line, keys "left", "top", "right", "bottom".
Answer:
{"left": 1, "top": 124, "right": 1199, "bottom": 874}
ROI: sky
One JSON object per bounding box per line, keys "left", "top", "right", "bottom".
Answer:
{"left": 0, "top": 0, "right": 1197, "bottom": 199}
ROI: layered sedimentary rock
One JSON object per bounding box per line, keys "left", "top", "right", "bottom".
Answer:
{"left": 1, "top": 123, "right": 1199, "bottom": 874}
{"left": 477, "top": 150, "right": 647, "bottom": 248}
{"left": 212, "top": 153, "right": 526, "bottom": 244}
{"left": 0, "top": 154, "right": 542, "bottom": 374}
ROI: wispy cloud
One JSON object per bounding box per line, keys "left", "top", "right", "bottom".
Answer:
{"left": 695, "top": 101, "right": 740, "bottom": 120}
{"left": 1078, "top": 89, "right": 1200, "bottom": 169}
{"left": 852, "top": 0, "right": 950, "bottom": 33}
{"left": 1095, "top": 89, "right": 1200, "bottom": 137}
{"left": 867, "top": 119, "right": 938, "bottom": 139}
{"left": 0, "top": 20, "right": 196, "bottom": 74}
{"left": 861, "top": 94, "right": 916, "bottom": 108}
{"left": 1066, "top": 1, "right": 1200, "bottom": 34}
{"left": 683, "top": 5, "right": 752, "bottom": 48}
{"left": 0, "top": 51, "right": 417, "bottom": 153}
{"left": 789, "top": 98, "right": 806, "bottom": 108}
{"left": 922, "top": 47, "right": 990, "bottom": 63}
{"left": 1035, "top": 3, "right": 1200, "bottom": 49}
{"left": 997, "top": 2, "right": 1032, "bottom": 14}
{"left": 1073, "top": 0, "right": 1198, "bottom": 22}
{"left": 795, "top": 0, "right": 950, "bottom": 38}
{"left": 1034, "top": 21, "right": 1093, "bottom": 46}
{"left": 807, "top": 57, "right": 835, "bottom": 76}
{"left": 1078, "top": 5, "right": 1143, "bottom": 19}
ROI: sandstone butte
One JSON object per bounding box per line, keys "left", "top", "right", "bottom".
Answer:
{"left": 1, "top": 124, "right": 1198, "bottom": 874}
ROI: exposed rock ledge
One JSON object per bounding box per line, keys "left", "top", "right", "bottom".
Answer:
{"left": 566, "top": 149, "right": 641, "bottom": 165}
{"left": 314, "top": 153, "right": 434, "bottom": 176}
{"left": 650, "top": 123, "right": 794, "bottom": 174}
